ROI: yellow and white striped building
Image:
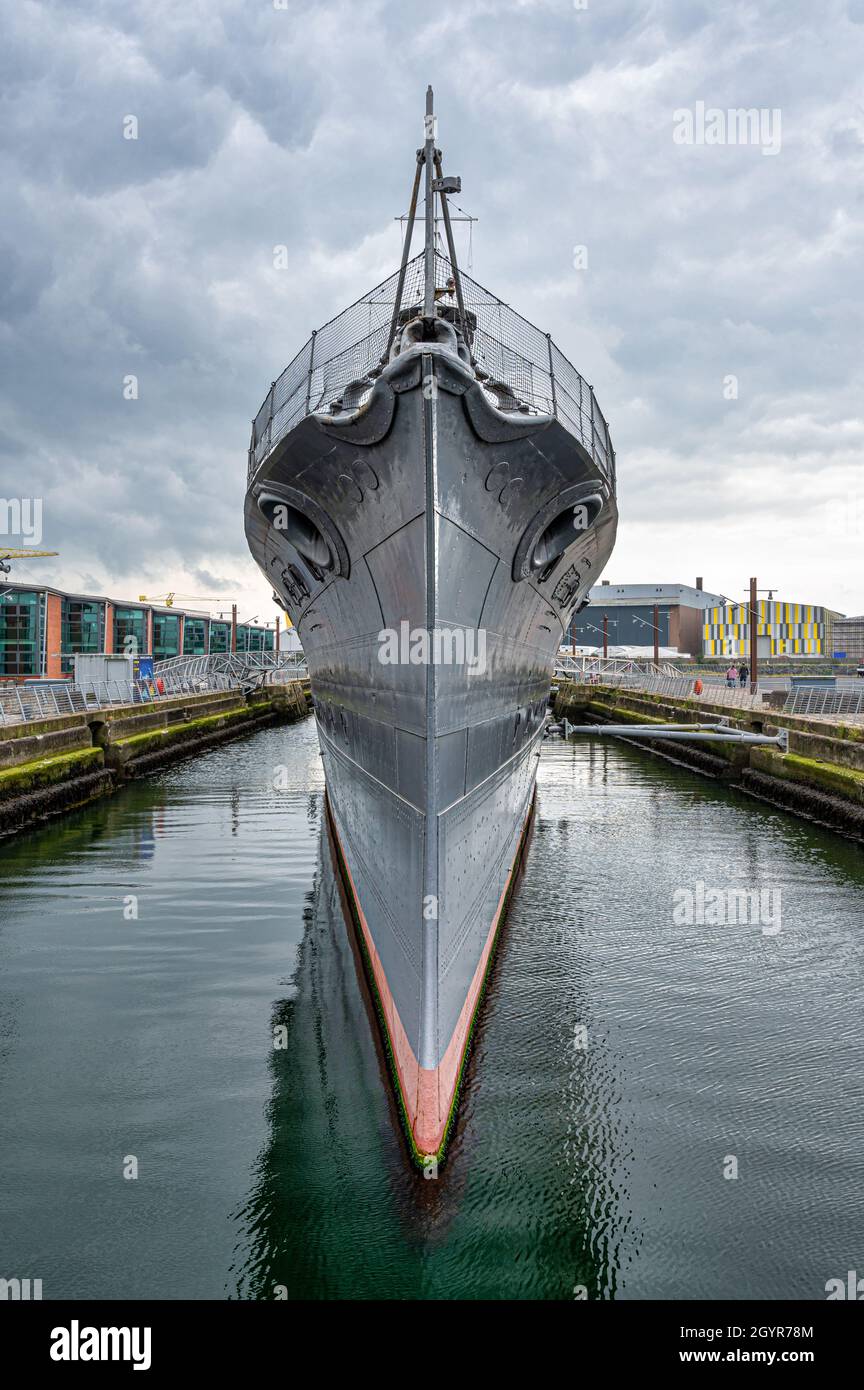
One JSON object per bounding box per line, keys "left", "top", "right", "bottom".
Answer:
{"left": 702, "top": 600, "right": 840, "bottom": 658}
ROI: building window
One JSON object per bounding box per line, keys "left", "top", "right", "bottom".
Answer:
{"left": 0, "top": 589, "right": 43, "bottom": 676}
{"left": 114, "top": 607, "right": 148, "bottom": 657}
{"left": 182, "top": 618, "right": 208, "bottom": 655}
{"left": 152, "top": 612, "right": 180, "bottom": 660}
{"left": 209, "top": 621, "right": 230, "bottom": 653}
{"left": 61, "top": 599, "right": 103, "bottom": 675}
{"left": 236, "top": 626, "right": 270, "bottom": 653}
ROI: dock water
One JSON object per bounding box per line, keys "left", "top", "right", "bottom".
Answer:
{"left": 0, "top": 717, "right": 862, "bottom": 1298}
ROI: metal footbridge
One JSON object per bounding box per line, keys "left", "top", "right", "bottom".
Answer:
{"left": 153, "top": 651, "right": 309, "bottom": 688}
{"left": 552, "top": 654, "right": 682, "bottom": 680}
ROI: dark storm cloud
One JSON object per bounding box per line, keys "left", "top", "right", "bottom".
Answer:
{"left": 0, "top": 0, "right": 862, "bottom": 613}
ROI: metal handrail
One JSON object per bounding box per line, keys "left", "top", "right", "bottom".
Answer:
{"left": 556, "top": 669, "right": 773, "bottom": 711}
{"left": 783, "top": 686, "right": 864, "bottom": 719}
{"left": 555, "top": 668, "right": 864, "bottom": 722}
{"left": 247, "top": 251, "right": 615, "bottom": 487}
{"left": 0, "top": 656, "right": 308, "bottom": 728}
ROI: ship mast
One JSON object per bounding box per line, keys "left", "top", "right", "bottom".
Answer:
{"left": 423, "top": 86, "right": 436, "bottom": 316}
{"left": 384, "top": 150, "right": 423, "bottom": 363}
{"left": 385, "top": 86, "right": 471, "bottom": 359}
{"left": 433, "top": 144, "right": 470, "bottom": 349}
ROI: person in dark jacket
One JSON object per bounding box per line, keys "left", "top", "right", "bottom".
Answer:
{"left": 739, "top": 661, "right": 749, "bottom": 686}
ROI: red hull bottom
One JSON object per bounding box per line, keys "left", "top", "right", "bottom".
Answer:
{"left": 326, "top": 788, "right": 535, "bottom": 1162}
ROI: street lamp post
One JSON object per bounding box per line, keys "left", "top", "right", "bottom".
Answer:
{"left": 583, "top": 620, "right": 617, "bottom": 655}
{"left": 630, "top": 611, "right": 667, "bottom": 666}
{"left": 718, "top": 582, "right": 777, "bottom": 695}
{"left": 750, "top": 577, "right": 758, "bottom": 695}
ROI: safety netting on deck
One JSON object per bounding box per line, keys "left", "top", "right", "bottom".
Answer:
{"left": 249, "top": 252, "right": 614, "bottom": 484}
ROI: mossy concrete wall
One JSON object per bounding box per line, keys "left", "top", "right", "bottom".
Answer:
{"left": 105, "top": 702, "right": 269, "bottom": 772}
{"left": 0, "top": 720, "right": 94, "bottom": 769}
{"left": 554, "top": 680, "right": 864, "bottom": 839}
{"left": 0, "top": 682, "right": 312, "bottom": 839}
{"left": 0, "top": 746, "right": 104, "bottom": 798}
{"left": 91, "top": 690, "right": 244, "bottom": 743}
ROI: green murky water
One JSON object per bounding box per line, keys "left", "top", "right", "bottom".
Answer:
{"left": 1, "top": 718, "right": 862, "bottom": 1299}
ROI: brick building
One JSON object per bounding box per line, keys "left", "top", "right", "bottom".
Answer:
{"left": 568, "top": 582, "right": 724, "bottom": 656}
{"left": 0, "top": 584, "right": 275, "bottom": 679}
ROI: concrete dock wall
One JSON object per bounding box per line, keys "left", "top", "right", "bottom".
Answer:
{"left": 554, "top": 681, "right": 864, "bottom": 839}
{"left": 0, "top": 716, "right": 95, "bottom": 769}
{"left": 0, "top": 682, "right": 311, "bottom": 839}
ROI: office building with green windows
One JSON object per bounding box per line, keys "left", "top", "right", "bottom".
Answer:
{"left": 0, "top": 583, "right": 275, "bottom": 679}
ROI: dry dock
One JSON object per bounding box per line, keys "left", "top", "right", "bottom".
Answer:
{"left": 554, "top": 679, "right": 864, "bottom": 839}
{"left": 0, "top": 681, "right": 311, "bottom": 838}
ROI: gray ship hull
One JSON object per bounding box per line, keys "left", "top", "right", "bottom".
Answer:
{"left": 245, "top": 336, "right": 617, "bottom": 1160}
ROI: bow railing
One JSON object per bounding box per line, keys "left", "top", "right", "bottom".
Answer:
{"left": 248, "top": 251, "right": 615, "bottom": 487}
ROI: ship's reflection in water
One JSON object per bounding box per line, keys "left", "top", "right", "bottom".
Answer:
{"left": 1, "top": 718, "right": 862, "bottom": 1299}
{"left": 227, "top": 815, "right": 620, "bottom": 1301}
{"left": 227, "top": 730, "right": 864, "bottom": 1301}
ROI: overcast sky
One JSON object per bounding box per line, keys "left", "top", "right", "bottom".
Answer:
{"left": 1, "top": 0, "right": 863, "bottom": 624}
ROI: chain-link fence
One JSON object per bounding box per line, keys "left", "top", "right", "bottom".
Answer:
{"left": 556, "top": 669, "right": 864, "bottom": 722}
{"left": 248, "top": 251, "right": 615, "bottom": 485}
